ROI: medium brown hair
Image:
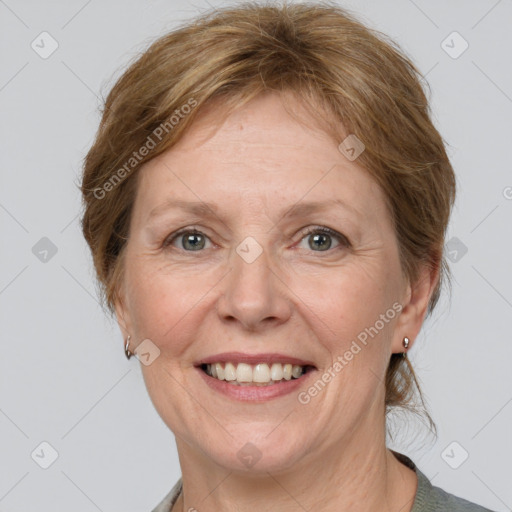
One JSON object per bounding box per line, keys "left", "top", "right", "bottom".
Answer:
{"left": 81, "top": 1, "right": 456, "bottom": 427}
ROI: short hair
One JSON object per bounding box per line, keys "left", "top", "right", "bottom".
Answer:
{"left": 80, "top": 1, "right": 456, "bottom": 427}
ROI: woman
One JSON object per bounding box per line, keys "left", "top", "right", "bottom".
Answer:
{"left": 80, "top": 2, "right": 495, "bottom": 511}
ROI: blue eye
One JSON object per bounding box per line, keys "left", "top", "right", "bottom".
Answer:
{"left": 297, "top": 226, "right": 349, "bottom": 252}
{"left": 165, "top": 229, "right": 212, "bottom": 251}
{"left": 164, "top": 226, "right": 349, "bottom": 253}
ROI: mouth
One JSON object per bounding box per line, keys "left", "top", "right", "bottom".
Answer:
{"left": 199, "top": 362, "right": 316, "bottom": 386}
{"left": 194, "top": 352, "right": 317, "bottom": 388}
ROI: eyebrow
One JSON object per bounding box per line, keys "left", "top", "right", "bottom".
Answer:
{"left": 147, "top": 198, "right": 362, "bottom": 222}
{"left": 148, "top": 199, "right": 219, "bottom": 220}
{"left": 281, "top": 199, "right": 362, "bottom": 220}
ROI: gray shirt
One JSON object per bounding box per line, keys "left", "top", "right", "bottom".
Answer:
{"left": 151, "top": 451, "right": 495, "bottom": 511}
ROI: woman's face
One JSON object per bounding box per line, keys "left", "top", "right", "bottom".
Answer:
{"left": 116, "top": 92, "right": 426, "bottom": 473}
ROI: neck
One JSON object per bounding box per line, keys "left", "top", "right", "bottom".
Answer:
{"left": 172, "top": 420, "right": 417, "bottom": 512}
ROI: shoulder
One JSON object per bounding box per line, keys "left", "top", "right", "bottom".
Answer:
{"left": 414, "top": 469, "right": 496, "bottom": 511}
{"left": 151, "top": 478, "right": 182, "bottom": 512}
{"left": 392, "top": 451, "right": 497, "bottom": 512}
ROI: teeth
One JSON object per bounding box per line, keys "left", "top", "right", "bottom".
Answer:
{"left": 253, "top": 363, "right": 271, "bottom": 383}
{"left": 270, "top": 363, "right": 283, "bottom": 381}
{"left": 236, "top": 363, "right": 252, "bottom": 382}
{"left": 224, "top": 362, "right": 237, "bottom": 381}
{"left": 291, "top": 365, "right": 302, "bottom": 378}
{"left": 203, "top": 362, "right": 306, "bottom": 385}
{"left": 214, "top": 363, "right": 224, "bottom": 380}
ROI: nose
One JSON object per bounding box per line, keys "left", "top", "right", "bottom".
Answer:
{"left": 216, "top": 242, "right": 293, "bottom": 331}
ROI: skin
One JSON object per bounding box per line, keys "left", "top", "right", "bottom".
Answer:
{"left": 115, "top": 91, "right": 438, "bottom": 512}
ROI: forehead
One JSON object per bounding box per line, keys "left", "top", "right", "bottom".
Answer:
{"left": 167, "top": 92, "right": 340, "bottom": 156}
{"left": 135, "top": 93, "right": 388, "bottom": 225}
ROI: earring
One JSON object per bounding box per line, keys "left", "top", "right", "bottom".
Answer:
{"left": 125, "top": 336, "right": 132, "bottom": 360}
{"left": 402, "top": 336, "right": 410, "bottom": 358}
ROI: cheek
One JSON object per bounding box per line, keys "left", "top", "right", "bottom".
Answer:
{"left": 290, "top": 263, "right": 398, "bottom": 347}
{"left": 289, "top": 264, "right": 401, "bottom": 411}
{"left": 124, "top": 260, "right": 206, "bottom": 348}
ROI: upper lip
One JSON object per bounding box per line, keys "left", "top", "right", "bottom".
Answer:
{"left": 195, "top": 352, "right": 317, "bottom": 368}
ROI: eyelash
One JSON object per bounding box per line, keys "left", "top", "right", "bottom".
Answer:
{"left": 163, "top": 225, "right": 350, "bottom": 253}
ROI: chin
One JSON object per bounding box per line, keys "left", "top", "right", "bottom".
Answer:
{"left": 204, "top": 428, "right": 312, "bottom": 474}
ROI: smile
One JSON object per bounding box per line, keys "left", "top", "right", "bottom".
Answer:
{"left": 195, "top": 352, "right": 317, "bottom": 401}
{"left": 201, "top": 362, "right": 312, "bottom": 386}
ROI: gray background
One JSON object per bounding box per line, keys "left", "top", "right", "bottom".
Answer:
{"left": 0, "top": 0, "right": 511, "bottom": 510}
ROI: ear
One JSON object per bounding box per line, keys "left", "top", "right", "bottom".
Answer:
{"left": 391, "top": 262, "right": 440, "bottom": 354}
{"left": 113, "top": 285, "right": 133, "bottom": 343}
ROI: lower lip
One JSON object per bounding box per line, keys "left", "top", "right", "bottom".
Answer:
{"left": 196, "top": 367, "right": 314, "bottom": 402}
